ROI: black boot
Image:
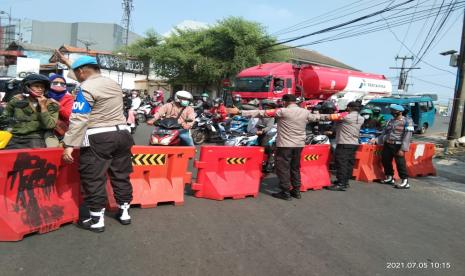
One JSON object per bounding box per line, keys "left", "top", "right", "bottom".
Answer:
{"left": 272, "top": 191, "right": 292, "bottom": 201}
{"left": 116, "top": 203, "right": 131, "bottom": 225}
{"left": 290, "top": 189, "right": 302, "bottom": 199}
{"left": 325, "top": 184, "right": 347, "bottom": 191}
{"left": 77, "top": 208, "right": 105, "bottom": 233}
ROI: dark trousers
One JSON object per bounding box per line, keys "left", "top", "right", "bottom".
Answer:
{"left": 275, "top": 147, "right": 303, "bottom": 192}
{"left": 79, "top": 129, "right": 134, "bottom": 211}
{"left": 334, "top": 144, "right": 359, "bottom": 186}
{"left": 6, "top": 136, "right": 45, "bottom": 149}
{"left": 382, "top": 142, "right": 408, "bottom": 179}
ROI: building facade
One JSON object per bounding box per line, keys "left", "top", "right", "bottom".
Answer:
{"left": 26, "top": 20, "right": 141, "bottom": 51}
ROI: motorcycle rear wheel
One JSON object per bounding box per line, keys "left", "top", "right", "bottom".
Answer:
{"left": 136, "top": 113, "right": 146, "bottom": 123}
{"left": 192, "top": 129, "right": 206, "bottom": 145}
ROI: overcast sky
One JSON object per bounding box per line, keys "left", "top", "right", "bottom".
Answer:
{"left": 2, "top": 0, "right": 463, "bottom": 102}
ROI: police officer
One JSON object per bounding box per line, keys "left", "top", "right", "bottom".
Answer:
{"left": 326, "top": 101, "right": 364, "bottom": 191}
{"left": 3, "top": 74, "right": 59, "bottom": 149}
{"left": 61, "top": 56, "right": 134, "bottom": 233}
{"left": 236, "top": 94, "right": 342, "bottom": 200}
{"left": 375, "top": 104, "right": 413, "bottom": 189}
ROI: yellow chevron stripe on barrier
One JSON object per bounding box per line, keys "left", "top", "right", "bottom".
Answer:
{"left": 226, "top": 157, "right": 247, "bottom": 165}
{"left": 304, "top": 154, "right": 320, "bottom": 161}
{"left": 132, "top": 154, "right": 166, "bottom": 166}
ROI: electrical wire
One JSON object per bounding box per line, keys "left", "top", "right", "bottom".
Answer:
{"left": 265, "top": 0, "right": 416, "bottom": 49}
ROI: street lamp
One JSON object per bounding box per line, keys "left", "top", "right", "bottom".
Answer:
{"left": 440, "top": 50, "right": 459, "bottom": 67}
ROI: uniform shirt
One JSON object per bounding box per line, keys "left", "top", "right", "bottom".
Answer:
{"left": 63, "top": 74, "right": 127, "bottom": 147}
{"left": 242, "top": 104, "right": 330, "bottom": 147}
{"left": 378, "top": 116, "right": 413, "bottom": 151}
{"left": 3, "top": 95, "right": 59, "bottom": 138}
{"left": 153, "top": 102, "right": 196, "bottom": 129}
{"left": 334, "top": 111, "right": 364, "bottom": 145}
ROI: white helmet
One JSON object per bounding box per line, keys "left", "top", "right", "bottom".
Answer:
{"left": 174, "top": 90, "right": 193, "bottom": 107}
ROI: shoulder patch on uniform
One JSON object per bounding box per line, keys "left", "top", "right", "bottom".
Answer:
{"left": 72, "top": 89, "right": 92, "bottom": 114}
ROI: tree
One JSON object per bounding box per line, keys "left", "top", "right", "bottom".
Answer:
{"left": 125, "top": 17, "right": 288, "bottom": 90}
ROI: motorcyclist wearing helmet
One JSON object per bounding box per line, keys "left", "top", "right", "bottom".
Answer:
{"left": 313, "top": 101, "right": 337, "bottom": 137}
{"left": 147, "top": 90, "right": 196, "bottom": 146}
{"left": 209, "top": 97, "right": 228, "bottom": 123}
{"left": 232, "top": 94, "right": 243, "bottom": 110}
{"left": 2, "top": 74, "right": 59, "bottom": 149}
{"left": 255, "top": 100, "right": 276, "bottom": 146}
{"left": 371, "top": 106, "right": 386, "bottom": 127}
{"left": 194, "top": 92, "right": 212, "bottom": 112}
{"left": 152, "top": 90, "right": 164, "bottom": 104}
{"left": 360, "top": 108, "right": 382, "bottom": 130}
{"left": 126, "top": 90, "right": 141, "bottom": 129}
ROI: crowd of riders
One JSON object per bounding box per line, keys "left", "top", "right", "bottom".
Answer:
{"left": 1, "top": 72, "right": 397, "bottom": 153}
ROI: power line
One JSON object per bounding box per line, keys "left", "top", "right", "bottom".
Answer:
{"left": 411, "top": 76, "right": 455, "bottom": 89}
{"left": 265, "top": 1, "right": 464, "bottom": 52}
{"left": 265, "top": 0, "right": 416, "bottom": 49}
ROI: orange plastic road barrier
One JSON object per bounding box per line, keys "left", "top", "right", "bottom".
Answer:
{"left": 106, "top": 146, "right": 195, "bottom": 209}
{"left": 299, "top": 145, "right": 331, "bottom": 191}
{"left": 405, "top": 143, "right": 436, "bottom": 177}
{"left": 0, "top": 148, "right": 80, "bottom": 241}
{"left": 192, "top": 146, "right": 264, "bottom": 200}
{"left": 352, "top": 145, "right": 401, "bottom": 182}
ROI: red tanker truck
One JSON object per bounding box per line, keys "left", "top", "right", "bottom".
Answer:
{"left": 232, "top": 62, "right": 392, "bottom": 109}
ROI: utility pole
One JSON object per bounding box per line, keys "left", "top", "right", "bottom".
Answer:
{"left": 121, "top": 0, "right": 134, "bottom": 47}
{"left": 389, "top": 56, "right": 420, "bottom": 92}
{"left": 447, "top": 8, "right": 465, "bottom": 141}
{"left": 120, "top": 0, "right": 134, "bottom": 86}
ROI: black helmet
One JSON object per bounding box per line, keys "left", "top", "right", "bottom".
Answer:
{"left": 261, "top": 99, "right": 277, "bottom": 109}
{"left": 321, "top": 101, "right": 336, "bottom": 112}
{"left": 213, "top": 97, "right": 223, "bottom": 104}
{"left": 22, "top": 74, "right": 50, "bottom": 90}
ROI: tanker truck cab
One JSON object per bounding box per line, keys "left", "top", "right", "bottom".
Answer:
{"left": 233, "top": 63, "right": 295, "bottom": 100}
{"left": 366, "top": 95, "right": 436, "bottom": 134}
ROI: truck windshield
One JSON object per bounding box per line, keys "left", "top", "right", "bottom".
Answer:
{"left": 235, "top": 77, "right": 270, "bottom": 92}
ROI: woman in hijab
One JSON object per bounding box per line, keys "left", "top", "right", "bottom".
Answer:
{"left": 45, "top": 74, "right": 74, "bottom": 146}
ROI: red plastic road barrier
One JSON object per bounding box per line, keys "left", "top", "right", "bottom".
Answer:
{"left": 106, "top": 146, "right": 195, "bottom": 209}
{"left": 0, "top": 148, "right": 80, "bottom": 241}
{"left": 405, "top": 143, "right": 436, "bottom": 177}
{"left": 300, "top": 145, "right": 331, "bottom": 191}
{"left": 192, "top": 146, "right": 264, "bottom": 200}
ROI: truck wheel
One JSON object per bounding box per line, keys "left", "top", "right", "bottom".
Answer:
{"left": 192, "top": 129, "right": 206, "bottom": 145}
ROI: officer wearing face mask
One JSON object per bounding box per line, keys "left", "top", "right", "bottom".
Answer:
{"left": 147, "top": 90, "right": 196, "bottom": 146}
{"left": 374, "top": 104, "right": 414, "bottom": 189}
{"left": 3, "top": 74, "right": 59, "bottom": 149}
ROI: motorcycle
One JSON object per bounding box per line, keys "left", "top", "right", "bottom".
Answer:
{"left": 149, "top": 118, "right": 182, "bottom": 146}
{"left": 136, "top": 101, "right": 153, "bottom": 123}
{"left": 359, "top": 128, "right": 382, "bottom": 144}
{"left": 191, "top": 113, "right": 227, "bottom": 145}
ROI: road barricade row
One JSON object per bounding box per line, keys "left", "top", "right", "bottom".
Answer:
{"left": 1, "top": 142, "right": 435, "bottom": 241}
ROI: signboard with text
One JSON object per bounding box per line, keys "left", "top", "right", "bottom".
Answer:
{"left": 96, "top": 54, "right": 149, "bottom": 75}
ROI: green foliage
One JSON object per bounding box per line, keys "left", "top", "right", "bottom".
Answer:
{"left": 126, "top": 17, "right": 288, "bottom": 86}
